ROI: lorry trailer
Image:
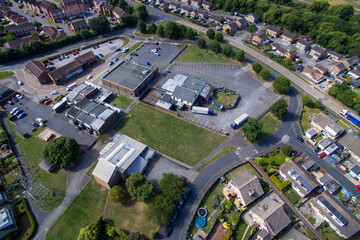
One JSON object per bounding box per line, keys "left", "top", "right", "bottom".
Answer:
{"left": 231, "top": 113, "right": 249, "bottom": 129}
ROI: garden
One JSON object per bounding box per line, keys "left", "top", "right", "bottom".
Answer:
{"left": 212, "top": 88, "right": 239, "bottom": 110}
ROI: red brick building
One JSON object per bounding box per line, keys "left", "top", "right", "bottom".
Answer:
{"left": 69, "top": 19, "right": 88, "bottom": 33}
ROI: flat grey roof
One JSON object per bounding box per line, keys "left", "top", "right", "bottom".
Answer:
{"left": 102, "top": 60, "right": 154, "bottom": 91}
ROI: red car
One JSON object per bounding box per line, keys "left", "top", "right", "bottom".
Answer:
{"left": 318, "top": 152, "right": 327, "bottom": 158}
{"left": 356, "top": 185, "right": 360, "bottom": 192}
{"left": 44, "top": 99, "right": 52, "bottom": 105}
{"left": 45, "top": 133, "right": 55, "bottom": 141}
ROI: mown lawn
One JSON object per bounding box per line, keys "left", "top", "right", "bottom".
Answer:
{"left": 134, "top": 30, "right": 155, "bottom": 38}
{"left": 114, "top": 103, "right": 227, "bottom": 166}
{"left": 232, "top": 220, "right": 249, "bottom": 240}
{"left": 0, "top": 71, "right": 14, "bottom": 79}
{"left": 46, "top": 178, "right": 108, "bottom": 240}
{"left": 284, "top": 187, "right": 301, "bottom": 204}
{"left": 224, "top": 163, "right": 261, "bottom": 181}
{"left": 177, "top": 45, "right": 233, "bottom": 63}
{"left": 300, "top": 106, "right": 321, "bottom": 132}
{"left": 13, "top": 127, "right": 67, "bottom": 211}
{"left": 110, "top": 94, "right": 133, "bottom": 110}
{"left": 258, "top": 112, "right": 281, "bottom": 141}
{"left": 197, "top": 146, "right": 235, "bottom": 172}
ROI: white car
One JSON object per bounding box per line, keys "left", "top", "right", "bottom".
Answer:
{"left": 18, "top": 81, "right": 23, "bottom": 86}
{"left": 87, "top": 75, "right": 93, "bottom": 79}
{"left": 36, "top": 118, "right": 44, "bottom": 123}
{"left": 122, "top": 47, "right": 129, "bottom": 53}
{"left": 151, "top": 49, "right": 158, "bottom": 53}
{"left": 16, "top": 94, "right": 23, "bottom": 99}
{"left": 50, "top": 91, "right": 58, "bottom": 95}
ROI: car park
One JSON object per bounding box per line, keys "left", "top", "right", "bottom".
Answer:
{"left": 122, "top": 47, "right": 129, "bottom": 53}
{"left": 45, "top": 133, "right": 55, "bottom": 141}
{"left": 13, "top": 109, "right": 23, "bottom": 116}
{"left": 50, "top": 91, "right": 58, "bottom": 95}
{"left": 10, "top": 107, "right": 19, "bottom": 114}
{"left": 36, "top": 118, "right": 45, "bottom": 123}
{"left": 314, "top": 147, "right": 321, "bottom": 153}
{"left": 17, "top": 112, "right": 26, "bottom": 119}
{"left": 44, "top": 99, "right": 52, "bottom": 105}
{"left": 296, "top": 135, "right": 304, "bottom": 142}
{"left": 154, "top": 52, "right": 160, "bottom": 56}
{"left": 12, "top": 97, "right": 18, "bottom": 102}
{"left": 7, "top": 101, "right": 14, "bottom": 105}
{"left": 114, "top": 57, "right": 119, "bottom": 62}
{"left": 318, "top": 152, "right": 326, "bottom": 158}
{"left": 109, "top": 61, "right": 114, "bottom": 66}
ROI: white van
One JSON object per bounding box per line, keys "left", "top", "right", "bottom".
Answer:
{"left": 67, "top": 83, "right": 77, "bottom": 91}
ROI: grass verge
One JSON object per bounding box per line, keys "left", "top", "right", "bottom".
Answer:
{"left": 283, "top": 187, "right": 301, "bottom": 204}
{"left": 134, "top": 30, "right": 155, "bottom": 38}
{"left": 114, "top": 103, "right": 227, "bottom": 166}
{"left": 177, "top": 45, "right": 233, "bottom": 63}
{"left": 224, "top": 163, "right": 261, "bottom": 180}
{"left": 196, "top": 146, "right": 235, "bottom": 172}
{"left": 110, "top": 94, "right": 133, "bottom": 110}
{"left": 258, "top": 112, "right": 281, "bottom": 141}
{"left": 0, "top": 71, "right": 14, "bottom": 79}
{"left": 123, "top": 41, "right": 144, "bottom": 57}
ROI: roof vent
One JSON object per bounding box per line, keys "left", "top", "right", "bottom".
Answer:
{"left": 248, "top": 188, "right": 255, "bottom": 196}
{"left": 260, "top": 204, "right": 268, "bottom": 211}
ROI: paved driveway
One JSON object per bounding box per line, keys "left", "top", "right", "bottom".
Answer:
{"left": 168, "top": 63, "right": 278, "bottom": 133}
{"left": 4, "top": 97, "right": 94, "bottom": 147}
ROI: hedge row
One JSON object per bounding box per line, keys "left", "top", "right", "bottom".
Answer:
{"left": 270, "top": 175, "right": 291, "bottom": 191}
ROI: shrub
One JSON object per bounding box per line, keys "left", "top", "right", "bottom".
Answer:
{"left": 273, "top": 76, "right": 291, "bottom": 94}
{"left": 281, "top": 145, "right": 292, "bottom": 156}
{"left": 252, "top": 62, "right": 262, "bottom": 73}
{"left": 197, "top": 38, "right": 206, "bottom": 49}
{"left": 38, "top": 98, "right": 49, "bottom": 104}
{"left": 110, "top": 185, "right": 126, "bottom": 202}
{"left": 259, "top": 69, "right": 271, "bottom": 80}
{"left": 225, "top": 200, "right": 233, "bottom": 210}
{"left": 150, "top": 231, "right": 156, "bottom": 239}
{"left": 214, "top": 32, "right": 224, "bottom": 42}
{"left": 270, "top": 175, "right": 291, "bottom": 191}
{"left": 206, "top": 28, "right": 215, "bottom": 39}
{"left": 235, "top": 50, "right": 245, "bottom": 61}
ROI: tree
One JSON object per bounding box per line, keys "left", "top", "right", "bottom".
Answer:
{"left": 134, "top": 3, "right": 148, "bottom": 20}
{"left": 159, "top": 173, "right": 186, "bottom": 204}
{"left": 118, "top": 0, "right": 127, "bottom": 8}
{"left": 242, "top": 118, "right": 263, "bottom": 142}
{"left": 329, "top": 4, "right": 354, "bottom": 21}
{"left": 110, "top": 185, "right": 126, "bottom": 202}
{"left": 146, "top": 195, "right": 176, "bottom": 225}
{"left": 43, "top": 136, "right": 80, "bottom": 169}
{"left": 235, "top": 50, "right": 245, "bottom": 61}
{"left": 197, "top": 38, "right": 206, "bottom": 48}
{"left": 33, "top": 20, "right": 42, "bottom": 29}
{"left": 89, "top": 15, "right": 110, "bottom": 34}
{"left": 222, "top": 45, "right": 233, "bottom": 57}
{"left": 247, "top": 23, "right": 258, "bottom": 33}
{"left": 156, "top": 25, "right": 165, "bottom": 37}
{"left": 273, "top": 76, "right": 291, "bottom": 94}
{"left": 206, "top": 28, "right": 215, "bottom": 39}
{"left": 126, "top": 173, "right": 154, "bottom": 202}
{"left": 214, "top": 32, "right": 224, "bottom": 42}
{"left": 259, "top": 69, "right": 271, "bottom": 80}
{"left": 129, "top": 232, "right": 146, "bottom": 240}
{"left": 147, "top": 21, "right": 157, "bottom": 34}
{"left": 281, "top": 145, "right": 292, "bottom": 156}
{"left": 302, "top": 95, "right": 314, "bottom": 107}
{"left": 104, "top": 8, "right": 109, "bottom": 17}
{"left": 120, "top": 14, "right": 137, "bottom": 26}
{"left": 209, "top": 40, "right": 221, "bottom": 54}
{"left": 226, "top": 28, "right": 231, "bottom": 35}
{"left": 271, "top": 99, "right": 288, "bottom": 119}
{"left": 252, "top": 62, "right": 262, "bottom": 73}
{"left": 164, "top": 21, "right": 179, "bottom": 39}
{"left": 309, "top": 0, "right": 330, "bottom": 13}
{"left": 150, "top": 232, "right": 156, "bottom": 239}
{"left": 77, "top": 220, "right": 101, "bottom": 240}
{"left": 137, "top": 19, "right": 147, "bottom": 33}
{"left": 185, "top": 28, "right": 195, "bottom": 40}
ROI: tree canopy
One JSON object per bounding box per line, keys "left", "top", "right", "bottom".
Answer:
{"left": 242, "top": 118, "right": 263, "bottom": 142}
{"left": 235, "top": 50, "right": 245, "bottom": 61}
{"left": 147, "top": 21, "right": 157, "bottom": 34}
{"left": 43, "top": 136, "right": 80, "bottom": 169}
{"left": 197, "top": 38, "right": 207, "bottom": 48}
{"left": 78, "top": 219, "right": 128, "bottom": 240}
{"left": 281, "top": 145, "right": 292, "bottom": 156}
{"left": 125, "top": 173, "right": 154, "bottom": 202}
{"left": 252, "top": 62, "right": 262, "bottom": 73}
{"left": 110, "top": 185, "right": 126, "bottom": 202}
{"left": 159, "top": 173, "right": 186, "bottom": 204}
{"left": 270, "top": 99, "right": 288, "bottom": 119}
{"left": 89, "top": 15, "right": 110, "bottom": 34}
{"left": 259, "top": 69, "right": 271, "bottom": 80}
{"left": 273, "top": 76, "right": 290, "bottom": 94}
{"left": 222, "top": 45, "right": 233, "bottom": 57}
{"left": 209, "top": 40, "right": 221, "bottom": 54}
{"left": 247, "top": 23, "right": 258, "bottom": 33}
{"left": 137, "top": 19, "right": 147, "bottom": 33}
{"left": 206, "top": 28, "right": 215, "bottom": 39}
{"left": 214, "top": 32, "right": 224, "bottom": 42}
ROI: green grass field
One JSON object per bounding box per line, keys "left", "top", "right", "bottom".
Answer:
{"left": 284, "top": 187, "right": 301, "bottom": 204}
{"left": 258, "top": 112, "right": 281, "bottom": 141}
{"left": 134, "top": 30, "right": 155, "bottom": 38}
{"left": 224, "top": 163, "right": 261, "bottom": 181}
{"left": 197, "top": 146, "right": 235, "bottom": 172}
{"left": 177, "top": 45, "right": 233, "bottom": 63}
{"left": 13, "top": 128, "right": 67, "bottom": 211}
{"left": 300, "top": 106, "right": 321, "bottom": 132}
{"left": 0, "top": 71, "right": 14, "bottom": 79}
{"left": 110, "top": 94, "right": 133, "bottom": 110}
{"left": 114, "top": 103, "right": 227, "bottom": 166}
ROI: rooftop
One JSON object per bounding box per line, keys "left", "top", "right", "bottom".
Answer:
{"left": 267, "top": 25, "right": 280, "bottom": 32}
{"left": 25, "top": 60, "right": 49, "bottom": 78}
{"left": 172, "top": 86, "right": 198, "bottom": 104}
{"left": 312, "top": 112, "right": 334, "bottom": 129}
{"left": 324, "top": 179, "right": 340, "bottom": 194}
{"left": 102, "top": 60, "right": 154, "bottom": 91}
{"left": 5, "top": 35, "right": 40, "bottom": 48}
{"left": 297, "top": 38, "right": 310, "bottom": 46}
{"left": 282, "top": 31, "right": 296, "bottom": 39}
{"left": 70, "top": 19, "right": 87, "bottom": 29}
{"left": 339, "top": 132, "right": 360, "bottom": 157}
{"left": 48, "top": 60, "right": 82, "bottom": 80}
{"left": 350, "top": 165, "right": 360, "bottom": 175}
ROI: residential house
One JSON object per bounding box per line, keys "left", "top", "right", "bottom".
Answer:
{"left": 40, "top": 1, "right": 57, "bottom": 15}
{"left": 328, "top": 62, "right": 347, "bottom": 76}
{"left": 249, "top": 192, "right": 292, "bottom": 239}
{"left": 23, "top": 0, "right": 42, "bottom": 13}
{"left": 324, "top": 179, "right": 341, "bottom": 195}
{"left": 48, "top": 60, "right": 83, "bottom": 84}
{"left": 111, "top": 6, "right": 126, "bottom": 20}
{"left": 349, "top": 165, "right": 360, "bottom": 181}
{"left": 311, "top": 112, "right": 335, "bottom": 132}
{"left": 305, "top": 68, "right": 326, "bottom": 84}
{"left": 309, "top": 45, "right": 326, "bottom": 61}
{"left": 245, "top": 13, "right": 259, "bottom": 23}
{"left": 234, "top": 18, "right": 248, "bottom": 29}
{"left": 1, "top": 9, "right": 28, "bottom": 25}
{"left": 201, "top": 0, "right": 213, "bottom": 10}
{"left": 25, "top": 60, "right": 50, "bottom": 84}
{"left": 6, "top": 22, "right": 36, "bottom": 37}
{"left": 75, "top": 51, "right": 97, "bottom": 68}
{"left": 296, "top": 39, "right": 311, "bottom": 52}
{"left": 49, "top": 8, "right": 65, "bottom": 22}
{"left": 4, "top": 35, "right": 40, "bottom": 48}
{"left": 190, "top": 9, "right": 198, "bottom": 18}
{"left": 208, "top": 14, "right": 224, "bottom": 24}
{"left": 169, "top": 3, "right": 181, "bottom": 10}
{"left": 181, "top": 6, "right": 193, "bottom": 15}
{"left": 97, "top": 1, "right": 113, "bottom": 15}
{"left": 314, "top": 64, "right": 328, "bottom": 75}
{"left": 190, "top": 0, "right": 202, "bottom": 8}
{"left": 224, "top": 170, "right": 264, "bottom": 207}
{"left": 181, "top": 0, "right": 191, "bottom": 5}
{"left": 223, "top": 22, "right": 238, "bottom": 33}
{"left": 197, "top": 9, "right": 208, "bottom": 18}
{"left": 339, "top": 132, "right": 360, "bottom": 160}
{"left": 279, "top": 228, "right": 311, "bottom": 240}
{"left": 274, "top": 47, "right": 296, "bottom": 59}
{"left": 324, "top": 123, "right": 344, "bottom": 139}
{"left": 327, "top": 50, "right": 343, "bottom": 61}
{"left": 63, "top": 3, "right": 86, "bottom": 19}
{"left": 281, "top": 31, "right": 296, "bottom": 45}
{"left": 155, "top": 0, "right": 163, "bottom": 4}
{"left": 266, "top": 25, "right": 281, "bottom": 37}
{"left": 348, "top": 70, "right": 360, "bottom": 80}
{"left": 92, "top": 134, "right": 155, "bottom": 188}
{"left": 42, "top": 26, "right": 66, "bottom": 40}
{"left": 312, "top": 192, "right": 360, "bottom": 239}
{"left": 252, "top": 33, "right": 268, "bottom": 46}
{"left": 279, "top": 159, "right": 319, "bottom": 197}
{"left": 305, "top": 128, "right": 318, "bottom": 139}
{"left": 340, "top": 56, "right": 360, "bottom": 69}
{"left": 318, "top": 138, "right": 332, "bottom": 150}
{"left": 61, "top": 0, "right": 82, "bottom": 6}
{"left": 69, "top": 19, "right": 88, "bottom": 33}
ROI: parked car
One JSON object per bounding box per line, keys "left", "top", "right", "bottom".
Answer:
{"left": 13, "top": 109, "right": 23, "bottom": 116}
{"left": 45, "top": 133, "right": 55, "bottom": 141}
{"left": 10, "top": 107, "right": 19, "bottom": 114}
{"left": 314, "top": 147, "right": 321, "bottom": 153}
{"left": 44, "top": 99, "right": 52, "bottom": 105}
{"left": 122, "top": 47, "right": 129, "bottom": 53}
{"left": 171, "top": 211, "right": 178, "bottom": 223}
{"left": 50, "top": 91, "right": 58, "bottom": 95}
{"left": 184, "top": 187, "right": 191, "bottom": 200}
{"left": 130, "top": 52, "right": 138, "bottom": 56}
{"left": 18, "top": 81, "right": 23, "bottom": 86}
{"left": 109, "top": 61, "right": 114, "bottom": 66}
{"left": 355, "top": 185, "right": 360, "bottom": 192}
{"left": 115, "top": 48, "right": 121, "bottom": 51}
{"left": 7, "top": 100, "right": 14, "bottom": 105}
{"left": 16, "top": 94, "right": 23, "bottom": 99}
{"left": 98, "top": 53, "right": 104, "bottom": 57}
{"left": 318, "top": 152, "right": 326, "bottom": 158}
{"left": 164, "top": 225, "right": 173, "bottom": 237}
{"left": 36, "top": 118, "right": 45, "bottom": 124}
{"left": 12, "top": 97, "right": 18, "bottom": 102}
{"left": 87, "top": 75, "right": 93, "bottom": 79}
{"left": 17, "top": 112, "right": 26, "bottom": 119}
{"left": 31, "top": 122, "right": 39, "bottom": 127}
{"left": 177, "top": 199, "right": 184, "bottom": 209}
{"left": 154, "top": 52, "right": 160, "bottom": 56}
{"left": 296, "top": 135, "right": 304, "bottom": 142}
{"left": 114, "top": 57, "right": 119, "bottom": 62}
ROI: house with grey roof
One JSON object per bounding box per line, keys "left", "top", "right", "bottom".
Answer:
{"left": 311, "top": 112, "right": 335, "bottom": 132}
{"left": 328, "top": 61, "right": 347, "bottom": 76}
{"left": 296, "top": 39, "right": 311, "bottom": 52}
{"left": 266, "top": 25, "right": 281, "bottom": 37}
{"left": 281, "top": 31, "right": 296, "bottom": 45}
{"left": 324, "top": 179, "right": 341, "bottom": 195}
{"left": 310, "top": 45, "right": 327, "bottom": 61}
{"left": 349, "top": 165, "right": 360, "bottom": 180}
{"left": 249, "top": 192, "right": 292, "bottom": 239}
{"left": 225, "top": 170, "right": 264, "bottom": 207}
{"left": 324, "top": 123, "right": 344, "bottom": 139}
{"left": 279, "top": 159, "right": 319, "bottom": 197}
{"left": 312, "top": 192, "right": 360, "bottom": 239}
{"left": 340, "top": 55, "right": 360, "bottom": 69}
{"left": 327, "top": 50, "right": 343, "bottom": 61}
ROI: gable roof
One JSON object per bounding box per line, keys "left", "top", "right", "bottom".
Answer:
{"left": 202, "top": 0, "right": 212, "bottom": 6}
{"left": 282, "top": 31, "right": 296, "bottom": 39}
{"left": 172, "top": 86, "right": 198, "bottom": 104}
{"left": 328, "top": 62, "right": 347, "bottom": 74}
{"left": 267, "top": 25, "right": 280, "bottom": 33}
{"left": 297, "top": 38, "right": 310, "bottom": 47}
{"left": 5, "top": 35, "right": 39, "bottom": 48}
{"left": 341, "top": 56, "right": 360, "bottom": 68}
{"left": 48, "top": 60, "right": 82, "bottom": 80}
{"left": 7, "top": 22, "right": 35, "bottom": 33}
{"left": 25, "top": 60, "right": 49, "bottom": 78}
{"left": 112, "top": 6, "right": 126, "bottom": 16}
{"left": 339, "top": 132, "right": 360, "bottom": 157}
{"left": 75, "top": 51, "right": 95, "bottom": 63}
{"left": 43, "top": 26, "right": 66, "bottom": 40}
{"left": 312, "top": 112, "right": 334, "bottom": 129}
{"left": 311, "top": 45, "right": 326, "bottom": 54}
{"left": 70, "top": 19, "right": 87, "bottom": 28}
